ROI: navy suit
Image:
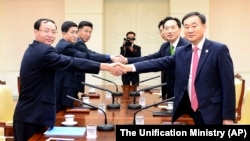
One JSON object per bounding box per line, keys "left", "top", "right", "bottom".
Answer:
{"left": 14, "top": 40, "right": 100, "bottom": 129}
{"left": 55, "top": 38, "right": 110, "bottom": 110}
{"left": 133, "top": 39, "right": 235, "bottom": 124}
{"left": 74, "top": 38, "right": 111, "bottom": 94}
{"left": 127, "top": 37, "right": 189, "bottom": 99}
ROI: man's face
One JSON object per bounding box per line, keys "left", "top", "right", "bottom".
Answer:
{"left": 159, "top": 25, "right": 168, "bottom": 41}
{"left": 34, "top": 21, "right": 57, "bottom": 45}
{"left": 163, "top": 20, "right": 181, "bottom": 43}
{"left": 63, "top": 27, "right": 78, "bottom": 43}
{"left": 77, "top": 26, "right": 92, "bottom": 42}
{"left": 183, "top": 15, "right": 206, "bottom": 46}
{"left": 126, "top": 33, "right": 136, "bottom": 44}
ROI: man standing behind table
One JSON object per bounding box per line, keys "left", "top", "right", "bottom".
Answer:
{"left": 74, "top": 21, "right": 122, "bottom": 95}
{"left": 55, "top": 21, "right": 122, "bottom": 111}
{"left": 120, "top": 31, "right": 141, "bottom": 89}
{"left": 13, "top": 18, "right": 123, "bottom": 141}
{"left": 118, "top": 11, "right": 235, "bottom": 125}
{"left": 121, "top": 17, "right": 190, "bottom": 100}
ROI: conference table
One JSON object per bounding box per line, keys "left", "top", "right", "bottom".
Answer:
{"left": 29, "top": 85, "right": 193, "bottom": 141}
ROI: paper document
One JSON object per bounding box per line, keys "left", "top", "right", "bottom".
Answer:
{"left": 44, "top": 126, "right": 86, "bottom": 136}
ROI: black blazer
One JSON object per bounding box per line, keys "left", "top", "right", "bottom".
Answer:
{"left": 14, "top": 40, "right": 101, "bottom": 127}
{"left": 74, "top": 38, "right": 112, "bottom": 93}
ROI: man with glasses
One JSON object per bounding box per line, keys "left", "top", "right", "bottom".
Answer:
{"left": 13, "top": 18, "right": 123, "bottom": 141}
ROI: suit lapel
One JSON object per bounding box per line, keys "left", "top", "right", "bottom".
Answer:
{"left": 196, "top": 39, "right": 210, "bottom": 77}
{"left": 183, "top": 45, "right": 193, "bottom": 79}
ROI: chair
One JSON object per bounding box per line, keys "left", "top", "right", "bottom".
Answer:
{"left": 0, "top": 85, "right": 15, "bottom": 139}
{"left": 0, "top": 80, "right": 6, "bottom": 85}
{"left": 234, "top": 73, "right": 245, "bottom": 123}
{"left": 238, "top": 87, "right": 250, "bottom": 124}
{"left": 17, "top": 76, "right": 20, "bottom": 95}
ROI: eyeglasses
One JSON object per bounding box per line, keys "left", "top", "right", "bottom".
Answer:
{"left": 38, "top": 29, "right": 57, "bottom": 35}
{"left": 127, "top": 38, "right": 135, "bottom": 40}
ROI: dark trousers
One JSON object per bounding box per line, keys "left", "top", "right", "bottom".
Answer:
{"left": 14, "top": 120, "right": 46, "bottom": 141}
{"left": 121, "top": 72, "right": 139, "bottom": 85}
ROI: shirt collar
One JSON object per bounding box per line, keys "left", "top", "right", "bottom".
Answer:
{"left": 172, "top": 36, "right": 180, "bottom": 48}
{"left": 192, "top": 36, "right": 205, "bottom": 50}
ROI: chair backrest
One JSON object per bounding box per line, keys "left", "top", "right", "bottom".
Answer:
{"left": 238, "top": 87, "right": 250, "bottom": 124}
{"left": 0, "top": 85, "right": 15, "bottom": 122}
{"left": 0, "top": 80, "right": 6, "bottom": 85}
{"left": 234, "top": 73, "right": 245, "bottom": 122}
{"left": 17, "top": 76, "right": 20, "bottom": 95}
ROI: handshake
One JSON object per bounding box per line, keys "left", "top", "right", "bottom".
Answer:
{"left": 102, "top": 55, "right": 132, "bottom": 76}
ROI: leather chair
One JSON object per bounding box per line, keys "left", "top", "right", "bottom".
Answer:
{"left": 234, "top": 73, "right": 245, "bottom": 123}
{"left": 0, "top": 80, "right": 6, "bottom": 85}
{"left": 238, "top": 87, "right": 250, "bottom": 124}
{"left": 0, "top": 85, "right": 14, "bottom": 139}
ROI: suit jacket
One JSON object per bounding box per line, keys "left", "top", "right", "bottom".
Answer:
{"left": 74, "top": 38, "right": 111, "bottom": 93}
{"left": 120, "top": 44, "right": 141, "bottom": 84}
{"left": 127, "top": 37, "right": 189, "bottom": 98}
{"left": 14, "top": 40, "right": 100, "bottom": 127}
{"left": 134, "top": 39, "right": 235, "bottom": 124}
{"left": 55, "top": 39, "right": 110, "bottom": 110}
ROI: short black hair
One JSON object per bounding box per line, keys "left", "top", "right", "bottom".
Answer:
{"left": 126, "top": 31, "right": 136, "bottom": 37}
{"left": 162, "top": 16, "right": 181, "bottom": 28}
{"left": 34, "top": 18, "right": 57, "bottom": 30}
{"left": 61, "top": 21, "right": 77, "bottom": 32}
{"left": 158, "top": 19, "right": 166, "bottom": 29}
{"left": 78, "top": 21, "right": 93, "bottom": 29}
{"left": 182, "top": 11, "right": 206, "bottom": 25}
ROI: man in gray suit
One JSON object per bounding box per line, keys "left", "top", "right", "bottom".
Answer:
{"left": 118, "top": 11, "right": 235, "bottom": 125}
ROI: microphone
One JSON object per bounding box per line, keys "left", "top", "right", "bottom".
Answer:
{"left": 92, "top": 75, "right": 122, "bottom": 96}
{"left": 66, "top": 95, "right": 115, "bottom": 131}
{"left": 130, "top": 75, "right": 160, "bottom": 96}
{"left": 128, "top": 83, "right": 167, "bottom": 109}
{"left": 133, "top": 97, "right": 175, "bottom": 125}
{"left": 81, "top": 82, "right": 120, "bottom": 109}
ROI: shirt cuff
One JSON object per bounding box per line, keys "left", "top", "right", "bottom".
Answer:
{"left": 131, "top": 64, "right": 136, "bottom": 72}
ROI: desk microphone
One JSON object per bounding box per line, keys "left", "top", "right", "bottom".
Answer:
{"left": 81, "top": 82, "right": 120, "bottom": 109}
{"left": 92, "top": 75, "right": 122, "bottom": 96}
{"left": 128, "top": 83, "right": 167, "bottom": 109}
{"left": 66, "top": 95, "right": 115, "bottom": 131}
{"left": 130, "top": 75, "right": 160, "bottom": 96}
{"left": 133, "top": 97, "right": 175, "bottom": 125}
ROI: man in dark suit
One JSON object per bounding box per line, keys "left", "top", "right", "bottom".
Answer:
{"left": 13, "top": 18, "right": 123, "bottom": 141}
{"left": 121, "top": 17, "right": 190, "bottom": 100}
{"left": 74, "top": 21, "right": 121, "bottom": 96}
{"left": 119, "top": 11, "right": 235, "bottom": 125}
{"left": 55, "top": 21, "right": 122, "bottom": 111}
{"left": 120, "top": 31, "right": 141, "bottom": 86}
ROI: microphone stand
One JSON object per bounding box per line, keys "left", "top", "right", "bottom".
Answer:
{"left": 66, "top": 95, "right": 115, "bottom": 131}
{"left": 133, "top": 97, "right": 175, "bottom": 125}
{"left": 92, "top": 75, "right": 122, "bottom": 96}
{"left": 129, "top": 75, "right": 160, "bottom": 96}
{"left": 128, "top": 83, "right": 167, "bottom": 109}
{"left": 81, "top": 82, "right": 120, "bottom": 109}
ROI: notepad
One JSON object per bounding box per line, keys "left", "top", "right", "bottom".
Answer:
{"left": 44, "top": 126, "right": 86, "bottom": 136}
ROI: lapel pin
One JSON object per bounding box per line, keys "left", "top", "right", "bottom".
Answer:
{"left": 205, "top": 49, "right": 209, "bottom": 53}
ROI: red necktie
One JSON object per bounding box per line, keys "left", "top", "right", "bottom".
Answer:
{"left": 191, "top": 47, "right": 199, "bottom": 111}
